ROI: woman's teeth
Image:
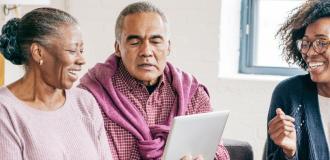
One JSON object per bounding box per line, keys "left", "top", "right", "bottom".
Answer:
{"left": 309, "top": 62, "right": 324, "bottom": 69}
{"left": 68, "top": 70, "right": 78, "bottom": 76}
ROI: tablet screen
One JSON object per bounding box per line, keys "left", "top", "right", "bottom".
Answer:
{"left": 162, "top": 110, "right": 230, "bottom": 160}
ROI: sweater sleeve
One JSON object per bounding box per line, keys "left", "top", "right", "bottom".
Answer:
{"left": 187, "top": 85, "right": 230, "bottom": 160}
{"left": 266, "top": 82, "right": 297, "bottom": 160}
{"left": 97, "top": 109, "right": 114, "bottom": 160}
{"left": 0, "top": 104, "right": 23, "bottom": 160}
{"left": 83, "top": 90, "right": 113, "bottom": 160}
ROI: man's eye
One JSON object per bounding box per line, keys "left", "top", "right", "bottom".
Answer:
{"left": 151, "top": 38, "right": 163, "bottom": 44}
{"left": 131, "top": 42, "right": 140, "bottom": 45}
{"left": 152, "top": 40, "right": 162, "bottom": 44}
{"left": 129, "top": 40, "right": 140, "bottom": 45}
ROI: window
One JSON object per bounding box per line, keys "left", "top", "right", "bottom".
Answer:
{"left": 239, "top": 0, "right": 306, "bottom": 76}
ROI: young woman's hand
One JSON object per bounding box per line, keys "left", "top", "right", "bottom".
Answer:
{"left": 268, "top": 108, "right": 296, "bottom": 158}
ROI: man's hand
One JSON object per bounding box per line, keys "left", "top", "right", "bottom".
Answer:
{"left": 180, "top": 154, "right": 204, "bottom": 160}
{"left": 268, "top": 108, "right": 297, "bottom": 158}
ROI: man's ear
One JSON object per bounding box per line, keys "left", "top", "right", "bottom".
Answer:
{"left": 30, "top": 43, "right": 43, "bottom": 63}
{"left": 114, "top": 41, "right": 121, "bottom": 57}
{"left": 167, "top": 40, "right": 171, "bottom": 55}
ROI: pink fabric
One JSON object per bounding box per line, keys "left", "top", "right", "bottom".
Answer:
{"left": 79, "top": 54, "right": 230, "bottom": 160}
{"left": 0, "top": 87, "right": 112, "bottom": 160}
{"left": 102, "top": 61, "right": 181, "bottom": 160}
{"left": 79, "top": 54, "right": 200, "bottom": 159}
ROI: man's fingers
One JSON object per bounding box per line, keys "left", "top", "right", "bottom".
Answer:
{"left": 193, "top": 155, "right": 203, "bottom": 160}
{"left": 181, "top": 155, "right": 192, "bottom": 160}
{"left": 181, "top": 154, "right": 204, "bottom": 160}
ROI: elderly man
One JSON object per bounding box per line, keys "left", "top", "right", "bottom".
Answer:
{"left": 79, "top": 2, "right": 229, "bottom": 160}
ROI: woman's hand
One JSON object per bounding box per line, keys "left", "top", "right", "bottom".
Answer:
{"left": 268, "top": 108, "right": 297, "bottom": 158}
{"left": 180, "top": 154, "right": 204, "bottom": 160}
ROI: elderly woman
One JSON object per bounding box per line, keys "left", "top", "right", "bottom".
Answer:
{"left": 267, "top": 0, "right": 330, "bottom": 160}
{"left": 0, "top": 8, "right": 112, "bottom": 160}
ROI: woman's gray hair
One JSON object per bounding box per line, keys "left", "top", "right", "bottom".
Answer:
{"left": 0, "top": 7, "right": 78, "bottom": 65}
{"left": 115, "top": 1, "right": 169, "bottom": 41}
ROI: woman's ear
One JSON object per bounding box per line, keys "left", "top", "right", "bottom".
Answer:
{"left": 114, "top": 41, "right": 121, "bottom": 57}
{"left": 30, "top": 43, "right": 43, "bottom": 64}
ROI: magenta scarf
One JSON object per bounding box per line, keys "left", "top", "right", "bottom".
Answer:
{"left": 79, "top": 54, "right": 204, "bottom": 159}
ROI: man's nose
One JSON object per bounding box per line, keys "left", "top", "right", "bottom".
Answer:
{"left": 140, "top": 41, "right": 153, "bottom": 57}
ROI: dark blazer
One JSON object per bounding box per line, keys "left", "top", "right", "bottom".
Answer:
{"left": 266, "top": 74, "right": 329, "bottom": 160}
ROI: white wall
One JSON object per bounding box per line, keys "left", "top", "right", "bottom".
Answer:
{"left": 0, "top": 1, "right": 66, "bottom": 84}
{"left": 1, "top": 0, "right": 284, "bottom": 159}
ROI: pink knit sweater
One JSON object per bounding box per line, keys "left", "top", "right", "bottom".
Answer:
{"left": 0, "top": 87, "right": 112, "bottom": 160}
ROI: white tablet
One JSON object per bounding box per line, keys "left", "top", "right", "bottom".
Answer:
{"left": 162, "top": 110, "right": 230, "bottom": 160}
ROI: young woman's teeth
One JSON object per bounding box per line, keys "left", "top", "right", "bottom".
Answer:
{"left": 309, "top": 62, "right": 324, "bottom": 69}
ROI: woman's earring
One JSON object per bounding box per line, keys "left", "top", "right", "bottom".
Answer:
{"left": 39, "top": 59, "right": 43, "bottom": 66}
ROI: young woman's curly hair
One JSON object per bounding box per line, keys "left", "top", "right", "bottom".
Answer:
{"left": 277, "top": 0, "right": 330, "bottom": 70}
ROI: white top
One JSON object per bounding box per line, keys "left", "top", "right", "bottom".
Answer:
{"left": 319, "top": 94, "right": 330, "bottom": 147}
{"left": 0, "top": 87, "right": 112, "bottom": 160}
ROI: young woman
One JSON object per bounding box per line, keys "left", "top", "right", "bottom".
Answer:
{"left": 267, "top": 1, "right": 330, "bottom": 159}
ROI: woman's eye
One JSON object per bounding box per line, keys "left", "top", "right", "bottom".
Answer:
{"left": 301, "top": 44, "right": 309, "bottom": 48}
{"left": 300, "top": 41, "right": 309, "bottom": 48}
{"left": 66, "top": 49, "right": 76, "bottom": 54}
{"left": 319, "top": 41, "right": 328, "bottom": 47}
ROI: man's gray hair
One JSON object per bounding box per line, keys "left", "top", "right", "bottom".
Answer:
{"left": 115, "top": 1, "right": 169, "bottom": 41}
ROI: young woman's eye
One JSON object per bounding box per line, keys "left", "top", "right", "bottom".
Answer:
{"left": 301, "top": 44, "right": 309, "bottom": 49}
{"left": 318, "top": 41, "right": 329, "bottom": 47}
{"left": 301, "top": 41, "right": 309, "bottom": 49}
